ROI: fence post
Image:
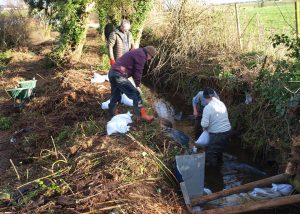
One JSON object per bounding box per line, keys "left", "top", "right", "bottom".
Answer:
{"left": 234, "top": 3, "right": 242, "bottom": 50}
{"left": 295, "top": 0, "right": 299, "bottom": 37}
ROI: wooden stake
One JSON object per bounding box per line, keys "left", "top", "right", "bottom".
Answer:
{"left": 200, "top": 194, "right": 300, "bottom": 214}
{"left": 191, "top": 173, "right": 289, "bottom": 205}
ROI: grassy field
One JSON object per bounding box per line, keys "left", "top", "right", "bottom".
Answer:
{"left": 213, "top": 1, "right": 296, "bottom": 52}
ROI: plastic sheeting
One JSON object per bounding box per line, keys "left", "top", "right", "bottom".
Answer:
{"left": 106, "top": 112, "right": 132, "bottom": 135}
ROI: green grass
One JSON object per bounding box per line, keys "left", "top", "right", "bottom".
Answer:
{"left": 214, "top": 1, "right": 296, "bottom": 52}
{"left": 240, "top": 2, "right": 295, "bottom": 36}
{"left": 0, "top": 116, "right": 12, "bottom": 131}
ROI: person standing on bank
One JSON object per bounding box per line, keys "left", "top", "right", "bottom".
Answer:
{"left": 200, "top": 87, "right": 231, "bottom": 166}
{"left": 108, "top": 19, "right": 135, "bottom": 65}
{"left": 192, "top": 89, "right": 219, "bottom": 139}
{"left": 108, "top": 46, "right": 157, "bottom": 121}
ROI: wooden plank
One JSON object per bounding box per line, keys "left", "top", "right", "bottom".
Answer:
{"left": 200, "top": 194, "right": 300, "bottom": 214}
{"left": 191, "top": 173, "right": 289, "bottom": 205}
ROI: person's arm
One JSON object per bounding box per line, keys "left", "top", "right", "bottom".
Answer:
{"left": 132, "top": 54, "right": 146, "bottom": 87}
{"left": 107, "top": 31, "right": 116, "bottom": 64}
{"left": 201, "top": 106, "right": 210, "bottom": 131}
{"left": 192, "top": 91, "right": 202, "bottom": 117}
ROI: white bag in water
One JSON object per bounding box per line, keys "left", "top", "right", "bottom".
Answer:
{"left": 195, "top": 131, "right": 210, "bottom": 146}
{"left": 271, "top": 183, "right": 294, "bottom": 196}
{"left": 107, "top": 112, "right": 132, "bottom": 135}
{"left": 121, "top": 94, "right": 133, "bottom": 106}
{"left": 101, "top": 99, "right": 110, "bottom": 110}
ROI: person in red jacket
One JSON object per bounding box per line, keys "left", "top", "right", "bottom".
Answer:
{"left": 108, "top": 46, "right": 157, "bottom": 121}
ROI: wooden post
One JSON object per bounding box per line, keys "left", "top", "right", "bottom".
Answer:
{"left": 199, "top": 194, "right": 300, "bottom": 214}
{"left": 234, "top": 3, "right": 242, "bottom": 50}
{"left": 191, "top": 173, "right": 289, "bottom": 206}
{"left": 295, "top": 0, "right": 300, "bottom": 37}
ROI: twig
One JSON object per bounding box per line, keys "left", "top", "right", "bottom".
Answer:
{"left": 97, "top": 204, "right": 127, "bottom": 211}
{"left": 10, "top": 159, "right": 20, "bottom": 181}
{"left": 51, "top": 136, "right": 58, "bottom": 159}
{"left": 36, "top": 73, "right": 47, "bottom": 81}
{"left": 17, "top": 168, "right": 69, "bottom": 189}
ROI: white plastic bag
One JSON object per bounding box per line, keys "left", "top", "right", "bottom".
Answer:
{"left": 106, "top": 112, "right": 132, "bottom": 135}
{"left": 91, "top": 73, "right": 107, "bottom": 84}
{"left": 271, "top": 183, "right": 294, "bottom": 196}
{"left": 105, "top": 74, "right": 109, "bottom": 81}
{"left": 101, "top": 99, "right": 110, "bottom": 110}
{"left": 249, "top": 187, "right": 281, "bottom": 199}
{"left": 110, "top": 112, "right": 132, "bottom": 123}
{"left": 195, "top": 131, "right": 210, "bottom": 146}
{"left": 121, "top": 94, "right": 133, "bottom": 106}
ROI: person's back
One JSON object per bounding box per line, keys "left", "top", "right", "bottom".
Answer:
{"left": 201, "top": 97, "right": 231, "bottom": 134}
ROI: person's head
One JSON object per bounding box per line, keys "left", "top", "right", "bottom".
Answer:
{"left": 144, "top": 46, "right": 158, "bottom": 60}
{"left": 203, "top": 87, "right": 215, "bottom": 104}
{"left": 120, "top": 19, "right": 131, "bottom": 33}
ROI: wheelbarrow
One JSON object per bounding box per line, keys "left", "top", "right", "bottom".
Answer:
{"left": 5, "top": 78, "right": 37, "bottom": 108}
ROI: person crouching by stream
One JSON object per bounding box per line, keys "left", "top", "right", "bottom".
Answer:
{"left": 199, "top": 87, "right": 232, "bottom": 166}
{"left": 108, "top": 46, "right": 158, "bottom": 122}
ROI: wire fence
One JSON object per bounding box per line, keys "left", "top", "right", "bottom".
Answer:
{"left": 211, "top": 0, "right": 297, "bottom": 54}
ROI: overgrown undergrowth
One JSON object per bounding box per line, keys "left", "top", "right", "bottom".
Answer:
{"left": 142, "top": 2, "right": 300, "bottom": 163}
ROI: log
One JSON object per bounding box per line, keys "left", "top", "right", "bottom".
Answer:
{"left": 191, "top": 173, "right": 289, "bottom": 205}
{"left": 199, "top": 194, "right": 300, "bottom": 214}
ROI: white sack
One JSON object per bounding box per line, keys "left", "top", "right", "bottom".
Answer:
{"left": 107, "top": 112, "right": 132, "bottom": 135}
{"left": 91, "top": 73, "right": 109, "bottom": 84}
{"left": 271, "top": 183, "right": 294, "bottom": 196}
{"left": 195, "top": 131, "right": 210, "bottom": 146}
{"left": 121, "top": 94, "right": 133, "bottom": 106}
{"left": 101, "top": 99, "right": 110, "bottom": 110}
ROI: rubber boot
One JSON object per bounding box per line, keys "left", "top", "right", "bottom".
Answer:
{"left": 140, "top": 107, "right": 154, "bottom": 121}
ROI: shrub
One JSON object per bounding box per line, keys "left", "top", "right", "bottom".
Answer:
{"left": 0, "top": 10, "right": 31, "bottom": 50}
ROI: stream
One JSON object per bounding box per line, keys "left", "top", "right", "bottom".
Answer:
{"left": 151, "top": 91, "right": 297, "bottom": 213}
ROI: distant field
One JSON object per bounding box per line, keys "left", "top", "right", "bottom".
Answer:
{"left": 240, "top": 2, "right": 295, "bottom": 36}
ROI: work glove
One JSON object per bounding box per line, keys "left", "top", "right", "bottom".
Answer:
{"left": 136, "top": 87, "right": 143, "bottom": 95}
{"left": 110, "top": 59, "right": 116, "bottom": 65}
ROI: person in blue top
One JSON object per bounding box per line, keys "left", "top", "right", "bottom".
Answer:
{"left": 192, "top": 88, "right": 219, "bottom": 139}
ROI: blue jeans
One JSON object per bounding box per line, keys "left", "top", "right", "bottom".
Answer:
{"left": 108, "top": 70, "right": 143, "bottom": 117}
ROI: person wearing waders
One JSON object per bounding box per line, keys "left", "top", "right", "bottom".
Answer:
{"left": 192, "top": 89, "right": 219, "bottom": 139}
{"left": 201, "top": 87, "right": 231, "bottom": 166}
{"left": 107, "top": 19, "right": 135, "bottom": 65}
{"left": 108, "top": 46, "right": 158, "bottom": 122}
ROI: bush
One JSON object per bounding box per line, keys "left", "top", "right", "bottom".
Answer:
{"left": 255, "top": 61, "right": 300, "bottom": 116}
{"left": 0, "top": 10, "right": 31, "bottom": 50}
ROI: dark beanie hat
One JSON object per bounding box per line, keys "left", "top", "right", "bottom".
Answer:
{"left": 203, "top": 87, "right": 215, "bottom": 99}
{"left": 144, "top": 46, "right": 158, "bottom": 58}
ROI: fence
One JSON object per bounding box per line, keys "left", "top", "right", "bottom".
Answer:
{"left": 213, "top": 0, "right": 298, "bottom": 54}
